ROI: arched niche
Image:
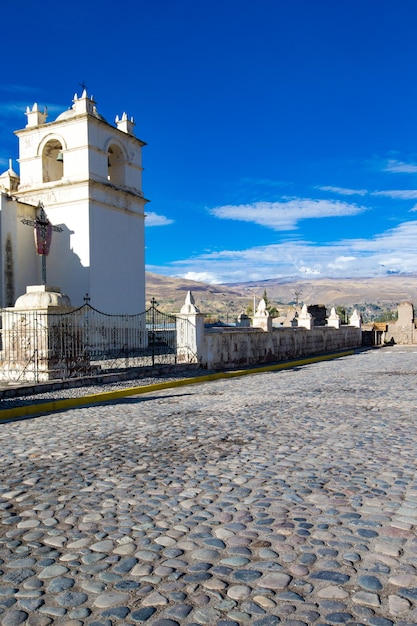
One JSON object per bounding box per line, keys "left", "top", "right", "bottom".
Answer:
{"left": 107, "top": 142, "right": 126, "bottom": 186}
{"left": 42, "top": 138, "right": 64, "bottom": 183}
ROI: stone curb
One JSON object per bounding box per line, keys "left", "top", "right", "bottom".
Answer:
{"left": 0, "top": 350, "right": 355, "bottom": 422}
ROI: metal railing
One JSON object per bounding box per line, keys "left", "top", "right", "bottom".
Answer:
{"left": 0, "top": 298, "right": 180, "bottom": 383}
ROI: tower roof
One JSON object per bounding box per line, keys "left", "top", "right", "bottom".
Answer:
{"left": 55, "top": 89, "right": 108, "bottom": 123}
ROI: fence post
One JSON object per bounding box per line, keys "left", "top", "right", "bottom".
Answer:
{"left": 176, "top": 291, "right": 205, "bottom": 364}
{"left": 151, "top": 297, "right": 157, "bottom": 366}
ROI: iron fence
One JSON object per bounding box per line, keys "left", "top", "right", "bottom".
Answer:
{"left": 0, "top": 298, "right": 180, "bottom": 383}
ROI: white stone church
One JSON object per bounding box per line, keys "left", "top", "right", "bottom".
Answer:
{"left": 0, "top": 90, "right": 147, "bottom": 313}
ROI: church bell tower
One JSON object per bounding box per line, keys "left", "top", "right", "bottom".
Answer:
{"left": 11, "top": 90, "right": 147, "bottom": 313}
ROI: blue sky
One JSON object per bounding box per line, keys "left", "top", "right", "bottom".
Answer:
{"left": 2, "top": 0, "right": 417, "bottom": 284}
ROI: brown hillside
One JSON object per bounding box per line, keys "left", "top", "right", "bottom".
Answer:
{"left": 146, "top": 272, "right": 417, "bottom": 319}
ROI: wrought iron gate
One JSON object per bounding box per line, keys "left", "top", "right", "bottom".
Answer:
{"left": 0, "top": 298, "right": 179, "bottom": 382}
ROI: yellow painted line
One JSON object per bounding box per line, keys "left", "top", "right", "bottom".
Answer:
{"left": 0, "top": 350, "right": 355, "bottom": 422}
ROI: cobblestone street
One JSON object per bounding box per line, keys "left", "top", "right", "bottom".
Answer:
{"left": 1, "top": 347, "right": 417, "bottom": 626}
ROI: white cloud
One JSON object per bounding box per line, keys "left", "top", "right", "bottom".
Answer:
{"left": 0, "top": 101, "right": 67, "bottom": 125}
{"left": 371, "top": 189, "right": 417, "bottom": 199}
{"left": 347, "top": 220, "right": 417, "bottom": 252}
{"left": 0, "top": 85, "right": 39, "bottom": 95}
{"left": 0, "top": 102, "right": 29, "bottom": 117}
{"left": 299, "top": 266, "right": 321, "bottom": 274}
{"left": 210, "top": 199, "right": 366, "bottom": 231}
{"left": 165, "top": 220, "right": 417, "bottom": 284}
{"left": 384, "top": 159, "right": 417, "bottom": 173}
{"left": 318, "top": 186, "right": 368, "bottom": 196}
{"left": 181, "top": 271, "right": 219, "bottom": 284}
{"left": 240, "top": 177, "right": 289, "bottom": 188}
{"left": 145, "top": 212, "right": 174, "bottom": 226}
{"left": 327, "top": 256, "right": 357, "bottom": 270}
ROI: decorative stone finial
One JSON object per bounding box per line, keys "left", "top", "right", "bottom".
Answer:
{"left": 297, "top": 304, "right": 313, "bottom": 329}
{"left": 25, "top": 102, "right": 48, "bottom": 127}
{"left": 349, "top": 309, "right": 362, "bottom": 328}
{"left": 255, "top": 298, "right": 269, "bottom": 317}
{"left": 72, "top": 90, "right": 96, "bottom": 115}
{"left": 0, "top": 158, "right": 20, "bottom": 192}
{"left": 180, "top": 291, "right": 200, "bottom": 314}
{"left": 116, "top": 111, "right": 135, "bottom": 135}
{"left": 327, "top": 306, "right": 341, "bottom": 329}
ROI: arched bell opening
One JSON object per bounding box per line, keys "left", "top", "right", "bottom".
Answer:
{"left": 107, "top": 143, "right": 125, "bottom": 186}
{"left": 42, "top": 139, "right": 64, "bottom": 183}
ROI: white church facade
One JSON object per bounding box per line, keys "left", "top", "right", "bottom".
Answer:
{"left": 0, "top": 90, "right": 147, "bottom": 313}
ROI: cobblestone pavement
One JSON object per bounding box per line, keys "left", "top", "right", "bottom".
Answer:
{"left": 1, "top": 346, "right": 417, "bottom": 626}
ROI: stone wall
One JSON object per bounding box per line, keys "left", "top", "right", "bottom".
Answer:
{"left": 176, "top": 292, "right": 362, "bottom": 370}
{"left": 202, "top": 325, "right": 362, "bottom": 370}
{"left": 386, "top": 302, "right": 417, "bottom": 344}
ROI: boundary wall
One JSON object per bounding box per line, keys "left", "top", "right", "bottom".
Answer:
{"left": 202, "top": 325, "right": 361, "bottom": 370}
{"left": 177, "top": 292, "right": 362, "bottom": 369}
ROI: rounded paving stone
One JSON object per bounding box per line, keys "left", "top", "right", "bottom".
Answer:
{"left": 220, "top": 556, "right": 249, "bottom": 566}
{"left": 93, "top": 592, "right": 130, "bottom": 608}
{"left": 3, "top": 569, "right": 34, "bottom": 584}
{"left": 257, "top": 573, "right": 291, "bottom": 589}
{"left": 233, "top": 569, "right": 262, "bottom": 582}
{"left": 1, "top": 610, "right": 29, "bottom": 626}
{"left": 312, "top": 571, "right": 350, "bottom": 584}
{"left": 47, "top": 577, "right": 75, "bottom": 592}
{"left": 16, "top": 599, "right": 44, "bottom": 611}
{"left": 26, "top": 616, "right": 52, "bottom": 626}
{"left": 101, "top": 606, "right": 130, "bottom": 619}
{"left": 388, "top": 594, "right": 410, "bottom": 615}
{"left": 68, "top": 608, "right": 91, "bottom": 619}
{"left": 165, "top": 604, "right": 192, "bottom": 619}
{"left": 277, "top": 591, "right": 304, "bottom": 602}
{"left": 325, "top": 613, "right": 353, "bottom": 624}
{"left": 142, "top": 592, "right": 168, "bottom": 606}
{"left": 397, "top": 587, "right": 417, "bottom": 601}
{"left": 90, "top": 540, "right": 114, "bottom": 552}
{"left": 38, "top": 606, "right": 66, "bottom": 617}
{"left": 130, "top": 607, "right": 156, "bottom": 622}
{"left": 114, "top": 580, "right": 140, "bottom": 590}
{"left": 0, "top": 599, "right": 16, "bottom": 609}
{"left": 56, "top": 592, "right": 88, "bottom": 607}
{"left": 183, "top": 572, "right": 212, "bottom": 582}
{"left": 38, "top": 565, "right": 69, "bottom": 579}
{"left": 357, "top": 529, "right": 378, "bottom": 538}
{"left": 227, "top": 585, "right": 251, "bottom": 600}
{"left": 193, "top": 548, "right": 219, "bottom": 560}
{"left": 253, "top": 617, "right": 281, "bottom": 625}
{"left": 357, "top": 575, "right": 383, "bottom": 592}
{"left": 193, "top": 608, "right": 221, "bottom": 623}
{"left": 6, "top": 558, "right": 36, "bottom": 568}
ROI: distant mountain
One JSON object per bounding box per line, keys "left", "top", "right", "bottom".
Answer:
{"left": 146, "top": 272, "right": 250, "bottom": 317}
{"left": 146, "top": 272, "right": 417, "bottom": 318}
